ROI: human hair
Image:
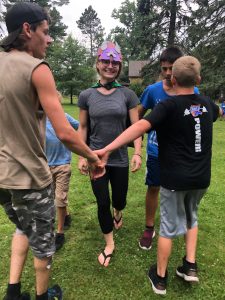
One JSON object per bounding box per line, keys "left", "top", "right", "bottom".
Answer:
{"left": 3, "top": 7, "right": 50, "bottom": 52}
{"left": 160, "top": 46, "right": 183, "bottom": 64}
{"left": 172, "top": 56, "right": 201, "bottom": 87}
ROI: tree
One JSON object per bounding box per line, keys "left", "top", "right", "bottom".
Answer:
{"left": 48, "top": 35, "right": 96, "bottom": 103}
{"left": 0, "top": 0, "right": 8, "bottom": 37}
{"left": 48, "top": 7, "right": 67, "bottom": 41}
{"left": 187, "top": 1, "right": 225, "bottom": 99}
{"left": 107, "top": 0, "right": 163, "bottom": 83}
{"left": 110, "top": 0, "right": 165, "bottom": 61}
{"left": 1, "top": 0, "right": 68, "bottom": 41}
{"left": 77, "top": 5, "right": 104, "bottom": 60}
{"left": 111, "top": 0, "right": 200, "bottom": 56}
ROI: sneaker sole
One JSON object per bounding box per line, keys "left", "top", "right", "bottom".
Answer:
{"left": 148, "top": 274, "right": 166, "bottom": 295}
{"left": 176, "top": 269, "right": 199, "bottom": 282}
{"left": 139, "top": 231, "right": 156, "bottom": 250}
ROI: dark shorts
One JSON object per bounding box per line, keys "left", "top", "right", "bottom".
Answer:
{"left": 145, "top": 155, "right": 160, "bottom": 187}
{"left": 0, "top": 185, "right": 55, "bottom": 258}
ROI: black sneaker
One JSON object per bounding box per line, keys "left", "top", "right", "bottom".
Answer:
{"left": 3, "top": 292, "right": 31, "bottom": 300}
{"left": 48, "top": 285, "right": 63, "bottom": 300}
{"left": 148, "top": 264, "right": 167, "bottom": 295}
{"left": 55, "top": 233, "right": 65, "bottom": 251}
{"left": 64, "top": 214, "right": 72, "bottom": 230}
{"left": 176, "top": 257, "right": 199, "bottom": 282}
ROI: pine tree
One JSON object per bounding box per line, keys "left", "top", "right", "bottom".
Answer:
{"left": 77, "top": 5, "right": 104, "bottom": 59}
{"left": 1, "top": 0, "right": 68, "bottom": 41}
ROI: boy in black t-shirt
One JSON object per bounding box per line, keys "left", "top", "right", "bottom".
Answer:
{"left": 94, "top": 56, "right": 222, "bottom": 295}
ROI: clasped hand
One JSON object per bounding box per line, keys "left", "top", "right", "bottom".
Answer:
{"left": 78, "top": 148, "right": 109, "bottom": 180}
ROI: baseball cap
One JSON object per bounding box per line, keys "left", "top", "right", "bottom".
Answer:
{"left": 0, "top": 2, "right": 49, "bottom": 48}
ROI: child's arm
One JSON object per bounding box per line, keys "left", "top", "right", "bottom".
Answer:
{"left": 94, "top": 119, "right": 151, "bottom": 168}
{"left": 66, "top": 114, "right": 79, "bottom": 130}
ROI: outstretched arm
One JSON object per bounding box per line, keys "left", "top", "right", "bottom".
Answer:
{"left": 32, "top": 64, "right": 104, "bottom": 177}
{"left": 94, "top": 119, "right": 151, "bottom": 171}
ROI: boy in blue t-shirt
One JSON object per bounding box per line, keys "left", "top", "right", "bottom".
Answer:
{"left": 138, "top": 47, "right": 199, "bottom": 251}
{"left": 46, "top": 92, "right": 79, "bottom": 251}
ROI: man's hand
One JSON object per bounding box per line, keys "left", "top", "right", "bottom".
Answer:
{"left": 93, "top": 148, "right": 110, "bottom": 167}
{"left": 89, "top": 148, "right": 110, "bottom": 179}
{"left": 88, "top": 155, "right": 106, "bottom": 180}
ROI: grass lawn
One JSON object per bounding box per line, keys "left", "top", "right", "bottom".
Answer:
{"left": 0, "top": 104, "right": 225, "bottom": 299}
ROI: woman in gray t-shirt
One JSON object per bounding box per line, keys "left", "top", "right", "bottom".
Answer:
{"left": 78, "top": 41, "right": 142, "bottom": 267}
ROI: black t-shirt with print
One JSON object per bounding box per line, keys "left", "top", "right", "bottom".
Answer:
{"left": 144, "top": 94, "right": 219, "bottom": 190}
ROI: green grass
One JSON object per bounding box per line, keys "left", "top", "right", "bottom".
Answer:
{"left": 0, "top": 105, "right": 225, "bottom": 299}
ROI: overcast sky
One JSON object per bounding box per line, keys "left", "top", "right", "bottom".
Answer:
{"left": 58, "top": 0, "right": 124, "bottom": 39}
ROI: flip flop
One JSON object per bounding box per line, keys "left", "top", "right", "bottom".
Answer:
{"left": 113, "top": 214, "right": 123, "bottom": 230}
{"left": 98, "top": 250, "right": 113, "bottom": 267}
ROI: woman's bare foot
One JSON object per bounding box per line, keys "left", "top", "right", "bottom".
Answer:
{"left": 98, "top": 244, "right": 115, "bottom": 267}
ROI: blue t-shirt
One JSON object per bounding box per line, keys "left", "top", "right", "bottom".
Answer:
{"left": 46, "top": 113, "right": 79, "bottom": 166}
{"left": 140, "top": 81, "right": 199, "bottom": 157}
{"left": 221, "top": 102, "right": 225, "bottom": 115}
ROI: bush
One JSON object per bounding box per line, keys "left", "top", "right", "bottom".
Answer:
{"left": 129, "top": 82, "right": 145, "bottom": 97}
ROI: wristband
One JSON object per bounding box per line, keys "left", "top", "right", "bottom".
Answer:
{"left": 133, "top": 153, "right": 142, "bottom": 159}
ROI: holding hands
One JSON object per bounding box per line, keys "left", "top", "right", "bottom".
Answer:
{"left": 78, "top": 154, "right": 106, "bottom": 179}
{"left": 78, "top": 147, "right": 142, "bottom": 179}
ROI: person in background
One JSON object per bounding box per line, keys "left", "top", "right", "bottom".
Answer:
{"left": 46, "top": 91, "right": 79, "bottom": 251}
{"left": 78, "top": 41, "right": 142, "bottom": 267}
{"left": 219, "top": 98, "right": 225, "bottom": 120}
{"left": 94, "top": 56, "right": 222, "bottom": 295}
{"left": 0, "top": 3, "right": 103, "bottom": 300}
{"left": 138, "top": 46, "right": 198, "bottom": 251}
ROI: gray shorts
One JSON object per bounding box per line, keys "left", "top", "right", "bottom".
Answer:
{"left": 159, "top": 187, "right": 207, "bottom": 238}
{"left": 0, "top": 185, "right": 55, "bottom": 258}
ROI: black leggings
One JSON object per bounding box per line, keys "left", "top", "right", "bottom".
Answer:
{"left": 91, "top": 166, "right": 129, "bottom": 234}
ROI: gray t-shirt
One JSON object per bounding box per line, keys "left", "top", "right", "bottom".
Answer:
{"left": 78, "top": 87, "right": 139, "bottom": 167}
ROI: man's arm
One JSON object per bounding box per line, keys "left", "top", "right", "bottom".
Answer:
{"left": 32, "top": 64, "right": 101, "bottom": 166}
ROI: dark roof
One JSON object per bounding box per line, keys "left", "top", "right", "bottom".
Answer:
{"left": 128, "top": 60, "right": 150, "bottom": 77}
